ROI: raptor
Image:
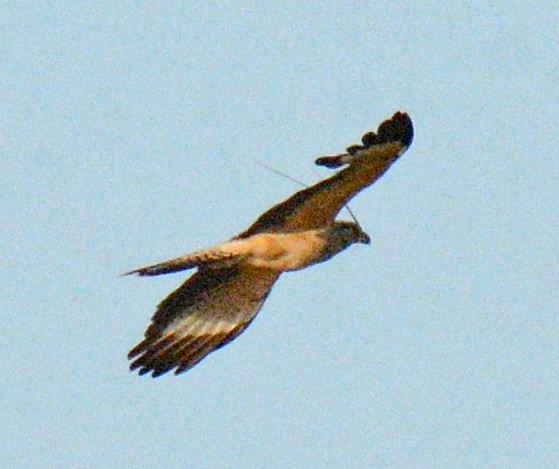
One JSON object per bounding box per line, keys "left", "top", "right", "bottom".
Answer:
{"left": 126, "top": 111, "right": 413, "bottom": 377}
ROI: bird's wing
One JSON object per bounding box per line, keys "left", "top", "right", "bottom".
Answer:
{"left": 128, "top": 265, "right": 280, "bottom": 377}
{"left": 237, "top": 111, "right": 413, "bottom": 237}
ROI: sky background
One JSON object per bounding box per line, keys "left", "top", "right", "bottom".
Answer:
{"left": 2, "top": 2, "right": 558, "bottom": 468}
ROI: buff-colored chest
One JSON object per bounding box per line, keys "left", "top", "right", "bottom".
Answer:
{"left": 224, "top": 230, "right": 328, "bottom": 272}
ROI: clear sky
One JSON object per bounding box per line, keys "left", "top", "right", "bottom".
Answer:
{"left": 2, "top": 2, "right": 558, "bottom": 468}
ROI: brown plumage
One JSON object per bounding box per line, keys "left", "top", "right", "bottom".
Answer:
{"left": 127, "top": 111, "right": 413, "bottom": 377}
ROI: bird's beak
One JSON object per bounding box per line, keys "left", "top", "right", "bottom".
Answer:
{"left": 358, "top": 231, "right": 371, "bottom": 245}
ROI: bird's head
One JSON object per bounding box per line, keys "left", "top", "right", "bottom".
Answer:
{"left": 332, "top": 221, "right": 371, "bottom": 247}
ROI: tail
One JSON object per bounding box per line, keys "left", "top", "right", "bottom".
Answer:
{"left": 124, "top": 248, "right": 242, "bottom": 277}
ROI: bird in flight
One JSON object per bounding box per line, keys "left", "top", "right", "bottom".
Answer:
{"left": 126, "top": 111, "right": 414, "bottom": 377}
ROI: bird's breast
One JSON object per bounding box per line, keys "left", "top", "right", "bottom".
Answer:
{"left": 244, "top": 230, "right": 327, "bottom": 272}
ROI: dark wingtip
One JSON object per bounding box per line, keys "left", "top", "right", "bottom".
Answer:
{"left": 128, "top": 340, "right": 148, "bottom": 359}
{"left": 315, "top": 111, "right": 413, "bottom": 169}
{"left": 315, "top": 155, "right": 346, "bottom": 168}
{"left": 151, "top": 368, "right": 171, "bottom": 378}
{"left": 350, "top": 111, "right": 414, "bottom": 154}
{"left": 388, "top": 111, "right": 414, "bottom": 148}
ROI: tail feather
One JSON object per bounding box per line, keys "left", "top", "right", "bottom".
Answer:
{"left": 124, "top": 249, "right": 242, "bottom": 277}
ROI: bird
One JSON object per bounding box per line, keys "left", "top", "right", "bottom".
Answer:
{"left": 126, "top": 111, "right": 414, "bottom": 377}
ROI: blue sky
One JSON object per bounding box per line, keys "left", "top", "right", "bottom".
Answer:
{"left": 2, "top": 2, "right": 558, "bottom": 468}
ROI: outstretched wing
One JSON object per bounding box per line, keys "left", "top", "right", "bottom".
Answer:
{"left": 128, "top": 265, "right": 279, "bottom": 377}
{"left": 238, "top": 111, "right": 413, "bottom": 238}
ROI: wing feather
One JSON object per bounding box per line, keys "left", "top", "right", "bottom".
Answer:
{"left": 128, "top": 265, "right": 280, "bottom": 377}
{"left": 237, "top": 111, "right": 413, "bottom": 237}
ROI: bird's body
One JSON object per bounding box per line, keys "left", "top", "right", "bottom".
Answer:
{"left": 200, "top": 226, "right": 359, "bottom": 272}
{"left": 127, "top": 221, "right": 370, "bottom": 276}
{"left": 127, "top": 111, "right": 414, "bottom": 377}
